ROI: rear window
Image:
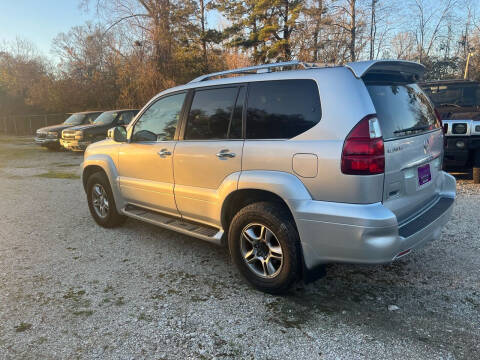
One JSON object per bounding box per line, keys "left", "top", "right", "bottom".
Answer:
{"left": 366, "top": 83, "right": 439, "bottom": 140}
{"left": 422, "top": 83, "right": 480, "bottom": 107}
{"left": 246, "top": 79, "right": 321, "bottom": 139}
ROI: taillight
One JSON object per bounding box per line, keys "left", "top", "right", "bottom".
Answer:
{"left": 341, "top": 115, "right": 385, "bottom": 175}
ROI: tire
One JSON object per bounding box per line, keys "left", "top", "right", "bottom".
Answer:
{"left": 86, "top": 171, "right": 126, "bottom": 228}
{"left": 228, "top": 201, "right": 301, "bottom": 294}
{"left": 473, "top": 150, "right": 480, "bottom": 184}
{"left": 46, "top": 143, "right": 61, "bottom": 151}
{"left": 473, "top": 167, "right": 480, "bottom": 184}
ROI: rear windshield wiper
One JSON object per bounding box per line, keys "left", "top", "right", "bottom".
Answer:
{"left": 393, "top": 124, "right": 431, "bottom": 134}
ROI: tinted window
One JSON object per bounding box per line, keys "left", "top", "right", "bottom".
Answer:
{"left": 422, "top": 83, "right": 480, "bottom": 107}
{"left": 64, "top": 113, "right": 99, "bottom": 125}
{"left": 85, "top": 113, "right": 101, "bottom": 124}
{"left": 64, "top": 114, "right": 85, "bottom": 125}
{"left": 118, "top": 111, "right": 136, "bottom": 125}
{"left": 246, "top": 80, "right": 321, "bottom": 139}
{"left": 133, "top": 93, "right": 186, "bottom": 142}
{"left": 367, "top": 83, "right": 440, "bottom": 140}
{"left": 185, "top": 87, "right": 238, "bottom": 140}
{"left": 94, "top": 112, "right": 118, "bottom": 125}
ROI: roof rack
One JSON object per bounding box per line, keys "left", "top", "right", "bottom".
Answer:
{"left": 188, "top": 60, "right": 327, "bottom": 83}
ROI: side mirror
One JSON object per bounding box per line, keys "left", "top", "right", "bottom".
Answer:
{"left": 107, "top": 126, "right": 127, "bottom": 143}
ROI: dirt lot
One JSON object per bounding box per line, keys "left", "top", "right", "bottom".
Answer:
{"left": 0, "top": 135, "right": 479, "bottom": 359}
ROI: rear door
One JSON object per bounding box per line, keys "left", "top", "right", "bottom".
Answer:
{"left": 366, "top": 82, "right": 443, "bottom": 223}
{"left": 173, "top": 86, "right": 245, "bottom": 226}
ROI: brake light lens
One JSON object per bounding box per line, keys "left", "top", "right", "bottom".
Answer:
{"left": 341, "top": 115, "right": 385, "bottom": 175}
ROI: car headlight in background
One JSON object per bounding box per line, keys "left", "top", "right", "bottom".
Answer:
{"left": 75, "top": 131, "right": 84, "bottom": 140}
{"left": 47, "top": 131, "right": 58, "bottom": 138}
{"left": 452, "top": 123, "right": 467, "bottom": 134}
{"left": 475, "top": 125, "right": 480, "bottom": 132}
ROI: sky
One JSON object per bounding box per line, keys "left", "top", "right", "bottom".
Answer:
{"left": 0, "top": 0, "right": 222, "bottom": 61}
{"left": 0, "top": 0, "right": 93, "bottom": 58}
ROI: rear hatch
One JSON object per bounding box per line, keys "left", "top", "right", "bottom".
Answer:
{"left": 366, "top": 81, "right": 443, "bottom": 223}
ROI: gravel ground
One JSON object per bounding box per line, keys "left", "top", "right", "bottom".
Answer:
{"left": 0, "top": 135, "right": 479, "bottom": 360}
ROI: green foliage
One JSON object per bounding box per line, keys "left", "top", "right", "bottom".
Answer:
{"left": 0, "top": 0, "right": 477, "bottom": 118}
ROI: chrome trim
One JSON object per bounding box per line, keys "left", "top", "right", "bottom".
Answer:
{"left": 401, "top": 153, "right": 440, "bottom": 171}
{"left": 157, "top": 149, "right": 172, "bottom": 157}
{"left": 216, "top": 149, "right": 236, "bottom": 159}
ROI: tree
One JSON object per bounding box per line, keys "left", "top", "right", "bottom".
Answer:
{"left": 215, "top": 0, "right": 304, "bottom": 63}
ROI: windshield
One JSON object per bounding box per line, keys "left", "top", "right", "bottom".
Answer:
{"left": 93, "top": 112, "right": 118, "bottom": 125}
{"left": 422, "top": 83, "right": 480, "bottom": 107}
{"left": 366, "top": 83, "right": 440, "bottom": 140}
{"left": 63, "top": 114, "right": 85, "bottom": 125}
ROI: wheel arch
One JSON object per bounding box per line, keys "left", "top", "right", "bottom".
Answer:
{"left": 81, "top": 154, "right": 125, "bottom": 211}
{"left": 221, "top": 170, "right": 312, "bottom": 231}
{"left": 82, "top": 165, "right": 106, "bottom": 191}
{"left": 221, "top": 189, "right": 297, "bottom": 233}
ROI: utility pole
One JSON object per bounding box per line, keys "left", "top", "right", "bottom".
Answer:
{"left": 464, "top": 51, "right": 473, "bottom": 80}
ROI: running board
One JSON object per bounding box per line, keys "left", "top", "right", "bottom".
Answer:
{"left": 122, "top": 205, "right": 223, "bottom": 245}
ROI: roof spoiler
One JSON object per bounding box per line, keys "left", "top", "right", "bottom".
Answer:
{"left": 345, "top": 60, "right": 425, "bottom": 81}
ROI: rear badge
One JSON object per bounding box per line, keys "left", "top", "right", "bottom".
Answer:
{"left": 418, "top": 164, "right": 432, "bottom": 186}
{"left": 387, "top": 145, "right": 403, "bottom": 154}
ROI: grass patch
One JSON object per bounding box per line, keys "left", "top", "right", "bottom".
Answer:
{"left": 51, "top": 162, "right": 79, "bottom": 168}
{"left": 0, "top": 147, "right": 40, "bottom": 160}
{"left": 137, "top": 312, "right": 152, "bottom": 322}
{"left": 36, "top": 171, "right": 79, "bottom": 179}
{"left": 57, "top": 163, "right": 79, "bottom": 167}
{"left": 72, "top": 310, "right": 94, "bottom": 317}
{"left": 14, "top": 322, "right": 32, "bottom": 332}
{"left": 0, "top": 136, "right": 33, "bottom": 144}
{"left": 63, "top": 288, "right": 86, "bottom": 301}
{"left": 114, "top": 297, "right": 125, "bottom": 306}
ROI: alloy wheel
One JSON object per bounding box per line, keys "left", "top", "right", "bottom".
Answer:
{"left": 240, "top": 223, "right": 284, "bottom": 278}
{"left": 91, "top": 184, "right": 109, "bottom": 219}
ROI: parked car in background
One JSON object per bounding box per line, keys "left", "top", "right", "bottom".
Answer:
{"left": 60, "top": 109, "right": 139, "bottom": 151}
{"left": 34, "top": 111, "right": 102, "bottom": 150}
{"left": 81, "top": 60, "right": 456, "bottom": 294}
{"left": 420, "top": 80, "right": 480, "bottom": 182}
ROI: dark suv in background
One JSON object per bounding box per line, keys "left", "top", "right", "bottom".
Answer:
{"left": 35, "top": 111, "right": 102, "bottom": 150}
{"left": 420, "top": 80, "right": 480, "bottom": 182}
{"left": 60, "top": 109, "right": 139, "bottom": 151}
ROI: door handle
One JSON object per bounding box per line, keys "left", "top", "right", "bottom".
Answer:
{"left": 158, "top": 149, "right": 172, "bottom": 157}
{"left": 216, "top": 149, "right": 236, "bottom": 159}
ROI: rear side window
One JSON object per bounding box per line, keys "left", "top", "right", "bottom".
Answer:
{"left": 367, "top": 83, "right": 440, "bottom": 140}
{"left": 185, "top": 87, "right": 240, "bottom": 140}
{"left": 246, "top": 79, "right": 321, "bottom": 139}
{"left": 422, "top": 83, "right": 480, "bottom": 107}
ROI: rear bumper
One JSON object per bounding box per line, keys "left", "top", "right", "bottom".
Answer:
{"left": 295, "top": 172, "right": 456, "bottom": 269}
{"left": 60, "top": 139, "right": 91, "bottom": 152}
{"left": 444, "top": 136, "right": 480, "bottom": 167}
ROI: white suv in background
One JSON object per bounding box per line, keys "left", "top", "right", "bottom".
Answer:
{"left": 81, "top": 60, "right": 456, "bottom": 294}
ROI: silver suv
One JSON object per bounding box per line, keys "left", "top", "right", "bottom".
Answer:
{"left": 81, "top": 60, "right": 456, "bottom": 294}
